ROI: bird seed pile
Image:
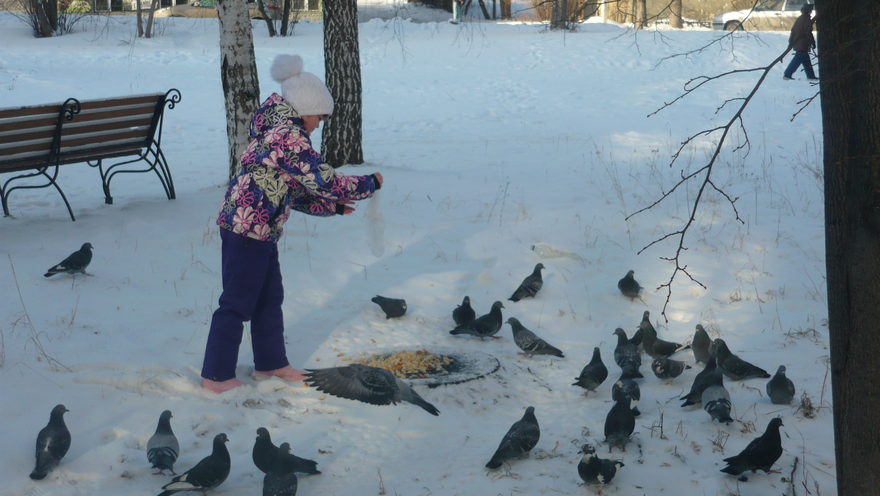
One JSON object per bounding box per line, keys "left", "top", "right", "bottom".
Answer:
{"left": 351, "top": 349, "right": 453, "bottom": 379}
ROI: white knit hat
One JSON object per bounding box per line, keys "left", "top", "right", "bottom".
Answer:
{"left": 270, "top": 54, "right": 334, "bottom": 117}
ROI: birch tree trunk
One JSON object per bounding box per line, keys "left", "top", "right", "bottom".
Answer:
{"left": 217, "top": 0, "right": 260, "bottom": 178}
{"left": 322, "top": 0, "right": 363, "bottom": 167}
{"left": 818, "top": 0, "right": 880, "bottom": 493}
{"left": 669, "top": 0, "right": 682, "bottom": 29}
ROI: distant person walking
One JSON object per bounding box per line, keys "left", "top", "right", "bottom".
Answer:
{"left": 783, "top": 4, "right": 817, "bottom": 80}
{"left": 450, "top": 0, "right": 463, "bottom": 24}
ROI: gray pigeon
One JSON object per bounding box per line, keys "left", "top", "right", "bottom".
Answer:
{"left": 485, "top": 406, "right": 540, "bottom": 469}
{"left": 713, "top": 339, "right": 771, "bottom": 381}
{"left": 651, "top": 357, "right": 691, "bottom": 380}
{"left": 612, "top": 328, "right": 643, "bottom": 378}
{"left": 639, "top": 311, "right": 687, "bottom": 358}
{"left": 509, "top": 263, "right": 544, "bottom": 302}
{"left": 44, "top": 242, "right": 93, "bottom": 277}
{"left": 572, "top": 347, "right": 608, "bottom": 393}
{"left": 304, "top": 364, "right": 440, "bottom": 416}
{"left": 263, "top": 446, "right": 298, "bottom": 496}
{"left": 702, "top": 367, "right": 733, "bottom": 424}
{"left": 611, "top": 368, "right": 641, "bottom": 416}
{"left": 148, "top": 410, "right": 180, "bottom": 475}
{"left": 30, "top": 404, "right": 71, "bottom": 480}
{"left": 507, "top": 317, "right": 564, "bottom": 357}
{"left": 766, "top": 365, "right": 795, "bottom": 405}
{"left": 157, "top": 433, "right": 230, "bottom": 496}
{"left": 253, "top": 427, "right": 278, "bottom": 474}
{"left": 681, "top": 355, "right": 718, "bottom": 407}
{"left": 452, "top": 296, "right": 476, "bottom": 327}
{"left": 276, "top": 442, "right": 320, "bottom": 475}
{"left": 577, "top": 444, "right": 624, "bottom": 485}
{"left": 370, "top": 295, "right": 407, "bottom": 319}
{"left": 604, "top": 397, "right": 635, "bottom": 451}
{"left": 721, "top": 418, "right": 783, "bottom": 479}
{"left": 617, "top": 270, "right": 642, "bottom": 300}
{"left": 692, "top": 324, "right": 712, "bottom": 364}
{"left": 450, "top": 301, "right": 504, "bottom": 339}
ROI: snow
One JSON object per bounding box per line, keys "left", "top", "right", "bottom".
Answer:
{"left": 0, "top": 8, "right": 834, "bottom": 496}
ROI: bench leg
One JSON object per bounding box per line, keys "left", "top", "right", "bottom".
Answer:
{"left": 2, "top": 167, "right": 76, "bottom": 221}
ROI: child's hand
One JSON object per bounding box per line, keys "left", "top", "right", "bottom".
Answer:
{"left": 373, "top": 172, "right": 383, "bottom": 187}
{"left": 337, "top": 200, "right": 355, "bottom": 215}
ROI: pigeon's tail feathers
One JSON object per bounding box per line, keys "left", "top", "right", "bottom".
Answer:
{"left": 44, "top": 266, "right": 63, "bottom": 278}
{"left": 485, "top": 454, "right": 504, "bottom": 469}
{"left": 29, "top": 467, "right": 49, "bottom": 480}
{"left": 31, "top": 451, "right": 59, "bottom": 480}
{"left": 508, "top": 295, "right": 520, "bottom": 302}
{"left": 409, "top": 394, "right": 440, "bottom": 416}
{"left": 148, "top": 447, "right": 178, "bottom": 471}
{"left": 720, "top": 461, "right": 745, "bottom": 476}
{"left": 449, "top": 325, "right": 472, "bottom": 335}
{"left": 546, "top": 345, "right": 564, "bottom": 358}
{"left": 680, "top": 394, "right": 699, "bottom": 407}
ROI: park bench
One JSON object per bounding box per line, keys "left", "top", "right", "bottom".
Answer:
{"left": 0, "top": 89, "right": 181, "bottom": 221}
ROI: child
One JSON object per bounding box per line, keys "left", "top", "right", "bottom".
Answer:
{"left": 201, "top": 54, "right": 383, "bottom": 393}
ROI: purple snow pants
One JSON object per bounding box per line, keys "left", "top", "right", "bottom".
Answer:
{"left": 201, "top": 228, "right": 289, "bottom": 381}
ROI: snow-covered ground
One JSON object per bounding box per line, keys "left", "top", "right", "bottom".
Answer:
{"left": 0, "top": 8, "right": 833, "bottom": 496}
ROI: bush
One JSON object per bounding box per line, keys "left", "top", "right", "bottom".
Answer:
{"left": 62, "top": 0, "right": 91, "bottom": 13}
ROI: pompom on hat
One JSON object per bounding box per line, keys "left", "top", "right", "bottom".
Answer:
{"left": 270, "top": 54, "right": 334, "bottom": 117}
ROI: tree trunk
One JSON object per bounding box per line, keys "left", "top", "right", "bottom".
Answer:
{"left": 280, "top": 0, "right": 292, "bottom": 35}
{"left": 144, "top": 0, "right": 159, "bottom": 38}
{"left": 550, "top": 0, "right": 567, "bottom": 29}
{"left": 256, "top": 0, "right": 277, "bottom": 37}
{"left": 322, "top": 0, "right": 363, "bottom": 167}
{"left": 633, "top": 0, "right": 646, "bottom": 29}
{"left": 217, "top": 0, "right": 261, "bottom": 178}
{"left": 46, "top": 0, "right": 57, "bottom": 31}
{"left": 819, "top": 1, "right": 880, "bottom": 494}
{"left": 669, "top": 0, "right": 682, "bottom": 28}
{"left": 32, "top": 0, "right": 53, "bottom": 37}
{"left": 499, "top": 0, "right": 510, "bottom": 19}
{"left": 136, "top": 0, "right": 144, "bottom": 37}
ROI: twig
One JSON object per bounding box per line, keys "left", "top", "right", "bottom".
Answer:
{"left": 788, "top": 456, "right": 800, "bottom": 496}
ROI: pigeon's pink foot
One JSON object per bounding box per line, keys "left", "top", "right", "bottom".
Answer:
{"left": 255, "top": 365, "right": 307, "bottom": 382}
{"left": 201, "top": 377, "right": 244, "bottom": 393}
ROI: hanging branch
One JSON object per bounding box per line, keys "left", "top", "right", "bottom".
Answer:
{"left": 629, "top": 46, "right": 792, "bottom": 319}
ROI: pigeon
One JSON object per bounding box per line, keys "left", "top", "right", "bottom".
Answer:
{"left": 263, "top": 446, "right": 298, "bottom": 496}
{"left": 507, "top": 317, "right": 564, "bottom": 357}
{"left": 276, "top": 442, "right": 320, "bottom": 475}
{"left": 148, "top": 410, "right": 180, "bottom": 475}
{"left": 611, "top": 368, "right": 641, "bottom": 416}
{"left": 617, "top": 270, "right": 642, "bottom": 300}
{"left": 508, "top": 263, "right": 544, "bottom": 302}
{"left": 577, "top": 444, "right": 624, "bottom": 485}
{"left": 157, "top": 433, "right": 230, "bottom": 496}
{"left": 692, "top": 324, "right": 712, "bottom": 364}
{"left": 702, "top": 367, "right": 734, "bottom": 424}
{"left": 639, "top": 311, "right": 687, "bottom": 358}
{"left": 452, "top": 296, "right": 476, "bottom": 327}
{"left": 370, "top": 295, "right": 407, "bottom": 319}
{"left": 30, "top": 404, "right": 71, "bottom": 480}
{"left": 766, "top": 365, "right": 796, "bottom": 405}
{"left": 449, "top": 301, "right": 504, "bottom": 339}
{"left": 721, "top": 418, "right": 784, "bottom": 479}
{"left": 304, "top": 364, "right": 440, "bottom": 416}
{"left": 651, "top": 357, "right": 691, "bottom": 380}
{"left": 44, "top": 242, "right": 93, "bottom": 277}
{"left": 713, "top": 339, "right": 771, "bottom": 381}
{"left": 485, "top": 406, "right": 540, "bottom": 469}
{"left": 604, "top": 397, "right": 635, "bottom": 451}
{"left": 572, "top": 347, "right": 608, "bottom": 393}
{"left": 681, "top": 355, "right": 718, "bottom": 407}
{"left": 253, "top": 427, "right": 278, "bottom": 474}
{"left": 612, "top": 328, "right": 643, "bottom": 378}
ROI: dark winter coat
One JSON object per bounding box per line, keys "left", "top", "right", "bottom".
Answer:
{"left": 788, "top": 13, "right": 815, "bottom": 52}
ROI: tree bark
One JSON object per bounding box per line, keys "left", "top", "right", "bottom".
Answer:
{"left": 669, "top": 0, "right": 682, "bottom": 28}
{"left": 499, "top": 0, "right": 510, "bottom": 19}
{"left": 144, "top": 0, "right": 159, "bottom": 38}
{"left": 136, "top": 0, "right": 144, "bottom": 37}
{"left": 550, "top": 0, "right": 567, "bottom": 29}
{"left": 819, "top": 1, "right": 880, "bottom": 494}
{"left": 633, "top": 0, "right": 646, "bottom": 29}
{"left": 280, "top": 0, "right": 292, "bottom": 36}
{"left": 217, "top": 0, "right": 261, "bottom": 178}
{"left": 256, "top": 0, "right": 277, "bottom": 37}
{"left": 322, "top": 0, "right": 363, "bottom": 167}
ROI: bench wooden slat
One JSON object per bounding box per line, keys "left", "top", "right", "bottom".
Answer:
{"left": 0, "top": 117, "right": 154, "bottom": 146}
{"left": 0, "top": 104, "right": 60, "bottom": 120}
{"left": 78, "top": 94, "right": 163, "bottom": 111}
{"left": 67, "top": 107, "right": 156, "bottom": 125}
{"left": 0, "top": 128, "right": 150, "bottom": 157}
{"left": 0, "top": 116, "right": 58, "bottom": 133}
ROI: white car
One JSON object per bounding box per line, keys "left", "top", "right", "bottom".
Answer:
{"left": 712, "top": 0, "right": 810, "bottom": 31}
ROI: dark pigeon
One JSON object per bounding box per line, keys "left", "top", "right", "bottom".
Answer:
{"left": 604, "top": 397, "right": 635, "bottom": 451}
{"left": 30, "top": 404, "right": 71, "bottom": 480}
{"left": 617, "top": 270, "right": 642, "bottom": 300}
{"left": 450, "top": 301, "right": 504, "bottom": 339}
{"left": 508, "top": 263, "right": 544, "bottom": 302}
{"left": 692, "top": 324, "right": 712, "bottom": 364}
{"left": 702, "top": 367, "right": 733, "bottom": 424}
{"left": 148, "top": 410, "right": 179, "bottom": 475}
{"left": 253, "top": 427, "right": 278, "bottom": 474}
{"left": 612, "top": 328, "right": 643, "bottom": 378}
{"left": 639, "top": 311, "right": 687, "bottom": 358}
{"left": 486, "top": 406, "right": 540, "bottom": 469}
{"left": 572, "top": 347, "right": 608, "bottom": 393}
{"left": 157, "top": 433, "right": 230, "bottom": 496}
{"left": 577, "top": 444, "right": 624, "bottom": 485}
{"left": 766, "top": 365, "right": 796, "bottom": 405}
{"left": 651, "top": 357, "right": 691, "bottom": 380}
{"left": 713, "top": 339, "right": 771, "bottom": 381}
{"left": 275, "top": 442, "right": 320, "bottom": 475}
{"left": 304, "top": 364, "right": 440, "bottom": 416}
{"left": 681, "top": 355, "right": 718, "bottom": 407}
{"left": 507, "top": 317, "right": 564, "bottom": 357}
{"left": 44, "top": 242, "right": 93, "bottom": 277}
{"left": 452, "top": 296, "right": 476, "bottom": 327}
{"left": 263, "top": 446, "right": 298, "bottom": 496}
{"left": 611, "top": 369, "right": 641, "bottom": 416}
{"left": 370, "top": 295, "right": 407, "bottom": 319}
{"left": 721, "top": 418, "right": 784, "bottom": 479}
